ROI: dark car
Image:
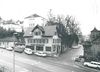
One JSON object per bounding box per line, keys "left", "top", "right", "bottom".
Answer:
{"left": 75, "top": 58, "right": 81, "bottom": 62}
{"left": 14, "top": 46, "right": 24, "bottom": 53}
{"left": 14, "top": 43, "right": 25, "bottom": 53}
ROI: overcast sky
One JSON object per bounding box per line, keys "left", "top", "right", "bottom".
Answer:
{"left": 0, "top": 0, "right": 100, "bottom": 35}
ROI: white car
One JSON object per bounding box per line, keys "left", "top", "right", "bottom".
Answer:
{"left": 72, "top": 44, "right": 81, "bottom": 49}
{"left": 6, "top": 47, "right": 13, "bottom": 51}
{"left": 84, "top": 61, "right": 100, "bottom": 69}
{"left": 24, "top": 48, "right": 33, "bottom": 55}
{"left": 34, "top": 52, "right": 47, "bottom": 57}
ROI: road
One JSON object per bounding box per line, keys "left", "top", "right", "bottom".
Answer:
{"left": 0, "top": 45, "right": 99, "bottom": 72}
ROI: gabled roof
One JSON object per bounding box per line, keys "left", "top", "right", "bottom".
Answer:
{"left": 91, "top": 27, "right": 100, "bottom": 32}
{"left": 24, "top": 25, "right": 57, "bottom": 37}
{"left": 25, "top": 14, "right": 41, "bottom": 19}
{"left": 32, "top": 25, "right": 44, "bottom": 32}
{"left": 43, "top": 25, "right": 57, "bottom": 36}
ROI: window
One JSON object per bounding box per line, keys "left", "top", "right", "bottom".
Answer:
{"left": 52, "top": 45, "right": 60, "bottom": 52}
{"left": 46, "top": 47, "right": 51, "bottom": 51}
{"left": 30, "top": 46, "right": 34, "bottom": 50}
{"left": 52, "top": 45, "right": 56, "bottom": 51}
{"left": 45, "top": 39, "right": 48, "bottom": 43}
{"left": 36, "top": 45, "right": 43, "bottom": 51}
{"left": 28, "top": 39, "right": 32, "bottom": 43}
{"left": 35, "top": 32, "right": 38, "bottom": 35}
{"left": 28, "top": 39, "right": 48, "bottom": 43}
{"left": 30, "top": 39, "right": 32, "bottom": 43}
{"left": 26, "top": 45, "right": 34, "bottom": 50}
{"left": 53, "top": 39, "right": 61, "bottom": 43}
{"left": 28, "top": 39, "right": 30, "bottom": 43}
{"left": 55, "top": 32, "right": 57, "bottom": 35}
{"left": 34, "top": 31, "right": 41, "bottom": 35}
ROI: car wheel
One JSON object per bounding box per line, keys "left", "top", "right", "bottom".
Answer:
{"left": 85, "top": 65, "right": 88, "bottom": 67}
{"left": 97, "top": 67, "right": 100, "bottom": 70}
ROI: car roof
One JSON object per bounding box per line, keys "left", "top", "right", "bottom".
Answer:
{"left": 91, "top": 61, "right": 100, "bottom": 64}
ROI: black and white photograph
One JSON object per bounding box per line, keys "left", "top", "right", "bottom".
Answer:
{"left": 0, "top": 0, "right": 100, "bottom": 72}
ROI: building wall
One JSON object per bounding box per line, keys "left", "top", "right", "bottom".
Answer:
{"left": 24, "top": 26, "right": 62, "bottom": 56}
{"left": 24, "top": 36, "right": 61, "bottom": 56}
{"left": 91, "top": 44, "right": 100, "bottom": 57}
{"left": 0, "top": 42, "right": 14, "bottom": 48}
{"left": 90, "top": 30, "right": 100, "bottom": 57}
{"left": 23, "top": 17, "right": 46, "bottom": 28}
{"left": 91, "top": 31, "right": 100, "bottom": 41}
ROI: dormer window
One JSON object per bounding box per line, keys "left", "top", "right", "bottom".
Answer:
{"left": 34, "top": 31, "right": 41, "bottom": 35}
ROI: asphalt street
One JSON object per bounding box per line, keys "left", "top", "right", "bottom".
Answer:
{"left": 0, "top": 45, "right": 99, "bottom": 72}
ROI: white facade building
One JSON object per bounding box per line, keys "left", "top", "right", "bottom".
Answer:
{"left": 24, "top": 25, "right": 62, "bottom": 56}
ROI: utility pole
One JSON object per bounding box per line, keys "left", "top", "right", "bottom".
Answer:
{"left": 13, "top": 33, "right": 17, "bottom": 72}
{"left": 13, "top": 48, "right": 15, "bottom": 72}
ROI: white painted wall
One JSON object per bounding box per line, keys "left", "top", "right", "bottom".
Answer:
{"left": 0, "top": 42, "right": 14, "bottom": 48}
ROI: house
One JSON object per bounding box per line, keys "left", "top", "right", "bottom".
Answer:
{"left": 24, "top": 24, "right": 67, "bottom": 56}
{"left": 0, "top": 19, "right": 22, "bottom": 32}
{"left": 90, "top": 27, "right": 100, "bottom": 41}
{"left": 90, "top": 28, "right": 100, "bottom": 57}
{"left": 24, "top": 14, "right": 47, "bottom": 28}
{"left": 83, "top": 27, "right": 100, "bottom": 61}
{"left": 0, "top": 36, "right": 17, "bottom": 48}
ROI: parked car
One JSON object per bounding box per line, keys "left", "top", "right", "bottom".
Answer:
{"left": 14, "top": 47, "right": 24, "bottom": 53}
{"left": 34, "top": 52, "right": 47, "bottom": 57}
{"left": 72, "top": 44, "right": 81, "bottom": 49}
{"left": 0, "top": 45, "right": 6, "bottom": 49}
{"left": 24, "top": 48, "right": 33, "bottom": 55}
{"left": 84, "top": 61, "right": 100, "bottom": 69}
{"left": 74, "top": 58, "right": 81, "bottom": 62}
{"left": 6, "top": 47, "right": 13, "bottom": 51}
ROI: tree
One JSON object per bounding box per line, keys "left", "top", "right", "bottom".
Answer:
{"left": 65, "top": 15, "right": 80, "bottom": 35}
{"left": 46, "top": 10, "right": 81, "bottom": 48}
{"left": 0, "top": 27, "right": 15, "bottom": 38}
{"left": 64, "top": 15, "right": 81, "bottom": 47}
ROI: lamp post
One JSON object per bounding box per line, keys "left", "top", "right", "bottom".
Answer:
{"left": 13, "top": 32, "right": 17, "bottom": 72}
